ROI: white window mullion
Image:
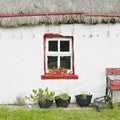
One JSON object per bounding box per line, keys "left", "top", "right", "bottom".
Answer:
{"left": 58, "top": 40, "right": 60, "bottom": 68}
{"left": 58, "top": 56, "right": 60, "bottom": 68}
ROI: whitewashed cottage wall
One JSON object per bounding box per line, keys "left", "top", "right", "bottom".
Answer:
{"left": 0, "top": 24, "right": 120, "bottom": 103}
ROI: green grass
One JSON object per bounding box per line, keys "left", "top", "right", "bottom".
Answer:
{"left": 0, "top": 107, "right": 120, "bottom": 120}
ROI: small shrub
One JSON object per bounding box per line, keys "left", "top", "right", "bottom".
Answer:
{"left": 55, "top": 93, "right": 70, "bottom": 100}
{"left": 29, "top": 87, "right": 55, "bottom": 103}
{"left": 81, "top": 93, "right": 88, "bottom": 99}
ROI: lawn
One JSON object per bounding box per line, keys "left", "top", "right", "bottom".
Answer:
{"left": 0, "top": 107, "right": 120, "bottom": 120}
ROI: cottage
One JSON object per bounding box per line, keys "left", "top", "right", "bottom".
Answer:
{"left": 0, "top": 0, "right": 120, "bottom": 103}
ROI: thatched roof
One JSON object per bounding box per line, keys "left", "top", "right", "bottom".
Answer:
{"left": 0, "top": 0, "right": 120, "bottom": 27}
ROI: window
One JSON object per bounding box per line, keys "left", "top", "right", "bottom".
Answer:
{"left": 46, "top": 38, "right": 72, "bottom": 72}
{"left": 41, "top": 33, "right": 78, "bottom": 79}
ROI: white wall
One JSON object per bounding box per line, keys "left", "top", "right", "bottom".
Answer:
{"left": 0, "top": 24, "right": 120, "bottom": 103}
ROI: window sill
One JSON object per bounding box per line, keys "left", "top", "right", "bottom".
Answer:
{"left": 41, "top": 74, "right": 78, "bottom": 80}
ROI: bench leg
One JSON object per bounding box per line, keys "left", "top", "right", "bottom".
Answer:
{"left": 109, "top": 90, "right": 113, "bottom": 108}
{"left": 96, "top": 102, "right": 100, "bottom": 112}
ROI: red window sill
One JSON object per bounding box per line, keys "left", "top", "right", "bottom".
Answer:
{"left": 41, "top": 74, "right": 78, "bottom": 80}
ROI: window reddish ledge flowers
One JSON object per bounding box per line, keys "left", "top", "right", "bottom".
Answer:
{"left": 41, "top": 67, "right": 78, "bottom": 79}
{"left": 41, "top": 33, "right": 78, "bottom": 80}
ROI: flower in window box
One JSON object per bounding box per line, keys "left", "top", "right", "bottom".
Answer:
{"left": 49, "top": 69, "right": 57, "bottom": 75}
{"left": 58, "top": 67, "right": 67, "bottom": 75}
{"left": 49, "top": 67, "right": 67, "bottom": 75}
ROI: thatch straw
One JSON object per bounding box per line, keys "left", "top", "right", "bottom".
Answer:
{"left": 0, "top": 15, "right": 85, "bottom": 27}
{"left": 0, "top": 0, "right": 120, "bottom": 27}
{"left": 0, "top": 0, "right": 119, "bottom": 14}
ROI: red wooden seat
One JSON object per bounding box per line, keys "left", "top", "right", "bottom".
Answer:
{"left": 107, "top": 69, "right": 120, "bottom": 74}
{"left": 107, "top": 81, "right": 120, "bottom": 90}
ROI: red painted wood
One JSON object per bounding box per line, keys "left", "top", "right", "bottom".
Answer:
{"left": 71, "top": 36, "right": 74, "bottom": 74}
{"left": 86, "top": 13, "right": 120, "bottom": 17}
{"left": 0, "top": 11, "right": 84, "bottom": 18}
{"left": 41, "top": 74, "right": 78, "bottom": 79}
{"left": 107, "top": 69, "right": 120, "bottom": 74}
{"left": 108, "top": 81, "right": 120, "bottom": 90}
{"left": 43, "top": 36, "right": 46, "bottom": 74}
{"left": 0, "top": 11, "right": 120, "bottom": 18}
{"left": 44, "top": 33, "right": 63, "bottom": 38}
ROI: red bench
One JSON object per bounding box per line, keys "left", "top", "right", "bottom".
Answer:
{"left": 94, "top": 68, "right": 120, "bottom": 112}
{"left": 106, "top": 68, "right": 120, "bottom": 97}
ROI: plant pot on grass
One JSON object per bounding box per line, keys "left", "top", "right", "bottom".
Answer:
{"left": 55, "top": 93, "right": 71, "bottom": 108}
{"left": 38, "top": 99, "right": 53, "bottom": 108}
{"left": 28, "top": 87, "right": 55, "bottom": 108}
{"left": 75, "top": 94, "right": 92, "bottom": 107}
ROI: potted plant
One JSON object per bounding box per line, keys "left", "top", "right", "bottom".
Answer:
{"left": 75, "top": 93, "right": 92, "bottom": 107}
{"left": 29, "top": 87, "right": 55, "bottom": 108}
{"left": 55, "top": 93, "right": 71, "bottom": 108}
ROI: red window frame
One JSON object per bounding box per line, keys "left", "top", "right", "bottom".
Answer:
{"left": 41, "top": 33, "right": 78, "bottom": 79}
